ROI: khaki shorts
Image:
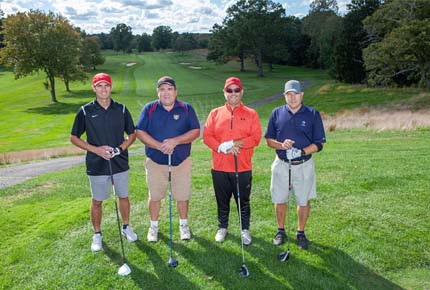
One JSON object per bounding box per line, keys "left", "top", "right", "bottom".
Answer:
{"left": 270, "top": 156, "right": 316, "bottom": 206}
{"left": 89, "top": 170, "right": 129, "bottom": 201}
{"left": 145, "top": 157, "right": 192, "bottom": 201}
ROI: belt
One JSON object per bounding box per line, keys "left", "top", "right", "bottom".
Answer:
{"left": 279, "top": 154, "right": 311, "bottom": 165}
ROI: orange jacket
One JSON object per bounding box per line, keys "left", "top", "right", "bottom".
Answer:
{"left": 203, "top": 102, "right": 262, "bottom": 172}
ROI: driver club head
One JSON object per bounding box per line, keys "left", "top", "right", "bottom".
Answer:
{"left": 118, "top": 263, "right": 131, "bottom": 276}
{"left": 239, "top": 264, "right": 250, "bottom": 277}
{"left": 168, "top": 257, "right": 179, "bottom": 268}
{"left": 278, "top": 250, "right": 290, "bottom": 262}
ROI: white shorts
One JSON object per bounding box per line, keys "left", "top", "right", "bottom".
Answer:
{"left": 270, "top": 156, "right": 316, "bottom": 206}
{"left": 89, "top": 170, "right": 129, "bottom": 201}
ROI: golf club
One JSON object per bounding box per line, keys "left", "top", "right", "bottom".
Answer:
{"left": 108, "top": 158, "right": 131, "bottom": 276}
{"left": 278, "top": 158, "right": 292, "bottom": 262}
{"left": 167, "top": 154, "right": 179, "bottom": 268}
{"left": 234, "top": 155, "right": 250, "bottom": 277}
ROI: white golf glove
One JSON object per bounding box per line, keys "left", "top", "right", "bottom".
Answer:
{"left": 110, "top": 147, "right": 122, "bottom": 158}
{"left": 217, "top": 140, "right": 234, "bottom": 154}
{"left": 286, "top": 147, "right": 302, "bottom": 160}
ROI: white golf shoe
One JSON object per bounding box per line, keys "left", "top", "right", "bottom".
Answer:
{"left": 122, "top": 225, "right": 138, "bottom": 242}
{"left": 215, "top": 228, "right": 228, "bottom": 242}
{"left": 91, "top": 233, "right": 102, "bottom": 252}
{"left": 241, "top": 229, "right": 252, "bottom": 246}
{"left": 147, "top": 225, "right": 158, "bottom": 242}
{"left": 180, "top": 224, "right": 191, "bottom": 240}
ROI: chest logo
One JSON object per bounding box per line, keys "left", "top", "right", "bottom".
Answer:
{"left": 91, "top": 114, "right": 98, "bottom": 118}
{"left": 173, "top": 114, "right": 180, "bottom": 120}
{"left": 301, "top": 120, "right": 306, "bottom": 127}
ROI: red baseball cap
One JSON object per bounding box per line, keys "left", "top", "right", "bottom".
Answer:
{"left": 92, "top": 73, "right": 112, "bottom": 86}
{"left": 224, "top": 77, "right": 243, "bottom": 91}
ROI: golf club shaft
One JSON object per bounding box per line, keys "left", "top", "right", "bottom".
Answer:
{"left": 109, "top": 159, "right": 127, "bottom": 264}
{"left": 287, "top": 159, "right": 291, "bottom": 251}
{"left": 168, "top": 154, "right": 173, "bottom": 258}
{"left": 234, "top": 155, "right": 246, "bottom": 264}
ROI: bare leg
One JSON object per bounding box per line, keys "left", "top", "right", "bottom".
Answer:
{"left": 297, "top": 202, "right": 310, "bottom": 231}
{"left": 177, "top": 200, "right": 189, "bottom": 219}
{"left": 149, "top": 199, "right": 161, "bottom": 221}
{"left": 275, "top": 203, "right": 286, "bottom": 228}
{"left": 91, "top": 199, "right": 103, "bottom": 232}
{"left": 118, "top": 197, "right": 130, "bottom": 225}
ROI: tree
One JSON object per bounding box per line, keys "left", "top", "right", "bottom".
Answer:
{"left": 97, "top": 33, "right": 113, "bottom": 49}
{"left": 0, "top": 9, "right": 4, "bottom": 49}
{"left": 363, "top": 0, "right": 430, "bottom": 90}
{"left": 110, "top": 23, "right": 133, "bottom": 53}
{"left": 0, "top": 10, "right": 82, "bottom": 102}
{"left": 208, "top": 0, "right": 286, "bottom": 76}
{"left": 331, "top": 0, "right": 382, "bottom": 83}
{"left": 302, "top": 1, "right": 342, "bottom": 69}
{"left": 174, "top": 33, "right": 198, "bottom": 53}
{"left": 80, "top": 36, "right": 105, "bottom": 71}
{"left": 151, "top": 26, "right": 173, "bottom": 50}
{"left": 137, "top": 33, "right": 152, "bottom": 52}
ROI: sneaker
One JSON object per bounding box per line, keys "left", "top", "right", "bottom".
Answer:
{"left": 297, "top": 234, "right": 309, "bottom": 250}
{"left": 91, "top": 233, "right": 102, "bottom": 252}
{"left": 241, "top": 229, "right": 252, "bottom": 246}
{"left": 215, "top": 228, "right": 228, "bottom": 242}
{"left": 180, "top": 224, "right": 191, "bottom": 240}
{"left": 122, "top": 225, "right": 138, "bottom": 242}
{"left": 147, "top": 225, "right": 158, "bottom": 242}
{"left": 273, "top": 230, "right": 286, "bottom": 246}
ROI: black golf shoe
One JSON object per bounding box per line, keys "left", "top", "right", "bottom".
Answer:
{"left": 273, "top": 230, "right": 286, "bottom": 246}
{"left": 296, "top": 234, "right": 309, "bottom": 250}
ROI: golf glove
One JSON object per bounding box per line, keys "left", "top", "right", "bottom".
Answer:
{"left": 217, "top": 140, "right": 234, "bottom": 154}
{"left": 286, "top": 147, "right": 302, "bottom": 160}
{"left": 110, "top": 147, "right": 122, "bottom": 158}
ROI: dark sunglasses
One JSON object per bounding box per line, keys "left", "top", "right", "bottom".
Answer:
{"left": 226, "top": 88, "right": 241, "bottom": 93}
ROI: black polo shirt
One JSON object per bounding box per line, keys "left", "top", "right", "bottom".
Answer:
{"left": 71, "top": 99, "right": 135, "bottom": 176}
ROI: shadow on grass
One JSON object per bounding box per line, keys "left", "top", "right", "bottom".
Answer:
{"left": 25, "top": 101, "right": 83, "bottom": 115}
{"left": 248, "top": 236, "right": 405, "bottom": 290}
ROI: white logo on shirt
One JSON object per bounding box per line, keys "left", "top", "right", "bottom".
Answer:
{"left": 173, "top": 114, "right": 180, "bottom": 120}
{"left": 301, "top": 120, "right": 306, "bottom": 127}
{"left": 91, "top": 114, "right": 98, "bottom": 118}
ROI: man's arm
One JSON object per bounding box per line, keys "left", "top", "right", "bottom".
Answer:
{"left": 160, "top": 128, "right": 200, "bottom": 154}
{"left": 70, "top": 135, "right": 112, "bottom": 160}
{"left": 136, "top": 129, "right": 162, "bottom": 150}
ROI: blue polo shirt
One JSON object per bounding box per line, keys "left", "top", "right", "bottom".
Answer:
{"left": 264, "top": 104, "right": 326, "bottom": 161}
{"left": 136, "top": 100, "right": 200, "bottom": 166}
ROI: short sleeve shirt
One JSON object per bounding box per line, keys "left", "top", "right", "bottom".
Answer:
{"left": 136, "top": 100, "right": 200, "bottom": 166}
{"left": 71, "top": 99, "right": 135, "bottom": 175}
{"left": 264, "top": 104, "right": 326, "bottom": 161}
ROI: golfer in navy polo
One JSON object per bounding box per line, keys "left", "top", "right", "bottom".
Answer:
{"left": 265, "top": 80, "right": 326, "bottom": 250}
{"left": 136, "top": 76, "right": 200, "bottom": 242}
{"left": 70, "top": 73, "right": 138, "bottom": 252}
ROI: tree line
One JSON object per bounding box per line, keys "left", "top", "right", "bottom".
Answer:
{"left": 1, "top": 0, "right": 429, "bottom": 103}
{"left": 209, "top": 0, "right": 430, "bottom": 90}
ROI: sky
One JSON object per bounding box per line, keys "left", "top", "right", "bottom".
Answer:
{"left": 1, "top": 0, "right": 351, "bottom": 34}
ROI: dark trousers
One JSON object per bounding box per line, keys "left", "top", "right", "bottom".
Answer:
{"left": 211, "top": 169, "right": 252, "bottom": 230}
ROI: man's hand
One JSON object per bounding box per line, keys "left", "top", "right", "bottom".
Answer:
{"left": 286, "top": 147, "right": 302, "bottom": 160}
{"left": 217, "top": 140, "right": 234, "bottom": 154}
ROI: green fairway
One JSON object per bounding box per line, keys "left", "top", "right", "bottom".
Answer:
{"left": 0, "top": 51, "right": 429, "bottom": 289}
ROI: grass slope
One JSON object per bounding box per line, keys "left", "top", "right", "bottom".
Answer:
{"left": 0, "top": 51, "right": 429, "bottom": 289}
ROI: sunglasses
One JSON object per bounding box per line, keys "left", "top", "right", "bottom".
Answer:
{"left": 226, "top": 88, "right": 241, "bottom": 93}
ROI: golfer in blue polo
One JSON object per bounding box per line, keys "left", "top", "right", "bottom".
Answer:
{"left": 265, "top": 80, "right": 326, "bottom": 250}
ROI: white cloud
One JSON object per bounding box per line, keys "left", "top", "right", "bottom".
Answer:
{"left": 1, "top": 0, "right": 351, "bottom": 34}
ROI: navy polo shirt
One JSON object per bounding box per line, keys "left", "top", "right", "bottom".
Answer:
{"left": 264, "top": 104, "right": 326, "bottom": 161}
{"left": 71, "top": 99, "right": 135, "bottom": 176}
{"left": 136, "top": 100, "right": 200, "bottom": 166}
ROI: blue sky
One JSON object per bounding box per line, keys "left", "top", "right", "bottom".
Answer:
{"left": 1, "top": 0, "right": 350, "bottom": 34}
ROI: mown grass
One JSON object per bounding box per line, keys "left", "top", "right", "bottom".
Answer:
{"left": 1, "top": 130, "right": 429, "bottom": 289}
{"left": 1, "top": 51, "right": 429, "bottom": 289}
{"left": 0, "top": 50, "right": 426, "bottom": 155}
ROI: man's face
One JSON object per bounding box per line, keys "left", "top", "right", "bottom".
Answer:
{"left": 157, "top": 84, "right": 177, "bottom": 107}
{"left": 224, "top": 85, "right": 243, "bottom": 108}
{"left": 93, "top": 82, "right": 112, "bottom": 101}
{"left": 285, "top": 91, "right": 304, "bottom": 112}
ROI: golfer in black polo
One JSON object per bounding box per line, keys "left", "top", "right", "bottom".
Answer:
{"left": 70, "top": 73, "right": 138, "bottom": 252}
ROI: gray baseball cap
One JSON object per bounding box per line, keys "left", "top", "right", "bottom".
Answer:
{"left": 284, "top": 80, "right": 302, "bottom": 94}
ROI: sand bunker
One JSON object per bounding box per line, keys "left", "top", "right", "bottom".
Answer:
{"left": 126, "top": 62, "right": 136, "bottom": 67}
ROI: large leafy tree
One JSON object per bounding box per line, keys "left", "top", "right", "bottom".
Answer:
{"left": 0, "top": 9, "right": 4, "bottom": 49}
{"left": 0, "top": 10, "right": 82, "bottom": 102}
{"left": 302, "top": 0, "right": 342, "bottom": 69}
{"left": 110, "top": 23, "right": 133, "bottom": 53}
{"left": 137, "top": 33, "right": 152, "bottom": 52}
{"left": 208, "top": 0, "right": 286, "bottom": 76}
{"left": 80, "top": 36, "right": 105, "bottom": 71}
{"left": 363, "top": 0, "right": 430, "bottom": 90}
{"left": 331, "top": 0, "right": 382, "bottom": 83}
{"left": 151, "top": 26, "right": 173, "bottom": 50}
